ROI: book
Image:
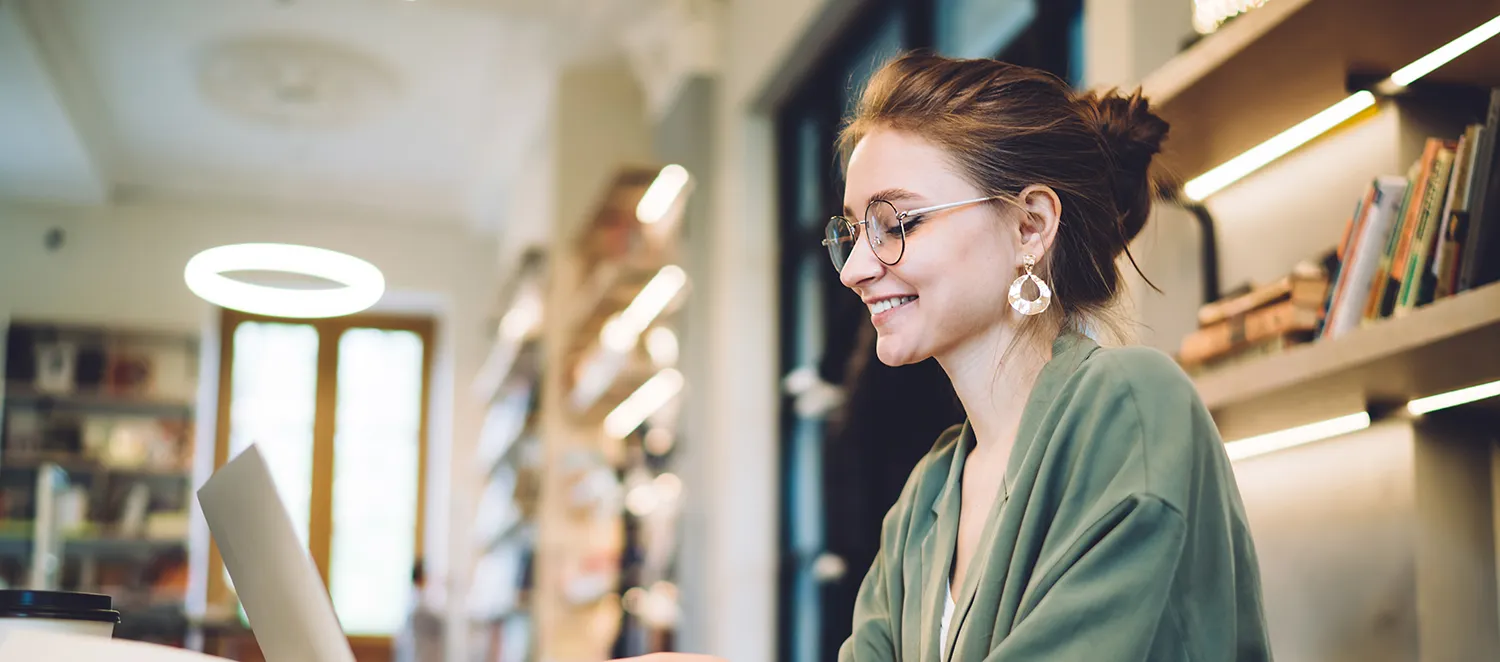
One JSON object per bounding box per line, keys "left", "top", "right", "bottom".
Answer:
{"left": 1195, "top": 267, "right": 1328, "bottom": 327}
{"left": 1320, "top": 184, "right": 1377, "bottom": 338}
{"left": 1180, "top": 330, "right": 1315, "bottom": 375}
{"left": 1430, "top": 123, "right": 1484, "bottom": 301}
{"left": 1324, "top": 176, "right": 1409, "bottom": 339}
{"left": 1367, "top": 140, "right": 1442, "bottom": 321}
{"left": 1394, "top": 139, "right": 1457, "bottom": 314}
{"left": 1458, "top": 88, "right": 1500, "bottom": 293}
{"left": 1179, "top": 299, "right": 1324, "bottom": 366}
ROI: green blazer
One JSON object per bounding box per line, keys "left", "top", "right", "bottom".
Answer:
{"left": 838, "top": 331, "right": 1272, "bottom": 662}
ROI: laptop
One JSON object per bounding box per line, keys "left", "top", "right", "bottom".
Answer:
{"left": 197, "top": 444, "right": 357, "bottom": 662}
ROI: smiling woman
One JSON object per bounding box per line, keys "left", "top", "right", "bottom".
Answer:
{"left": 616, "top": 51, "right": 1272, "bottom": 662}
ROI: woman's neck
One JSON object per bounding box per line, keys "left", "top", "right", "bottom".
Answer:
{"left": 937, "top": 321, "right": 1054, "bottom": 458}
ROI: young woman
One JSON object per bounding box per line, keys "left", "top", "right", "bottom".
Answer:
{"left": 632, "top": 52, "right": 1272, "bottom": 662}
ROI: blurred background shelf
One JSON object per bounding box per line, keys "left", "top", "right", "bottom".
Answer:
{"left": 0, "top": 454, "right": 190, "bottom": 478}
{"left": 3, "top": 386, "right": 194, "bottom": 419}
{"left": 0, "top": 534, "right": 186, "bottom": 559}
{"left": 1, "top": 318, "right": 197, "bottom": 647}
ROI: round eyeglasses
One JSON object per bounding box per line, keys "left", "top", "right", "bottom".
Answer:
{"left": 821, "top": 196, "right": 997, "bottom": 273}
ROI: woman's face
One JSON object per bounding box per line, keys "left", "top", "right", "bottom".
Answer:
{"left": 839, "top": 127, "right": 1029, "bottom": 367}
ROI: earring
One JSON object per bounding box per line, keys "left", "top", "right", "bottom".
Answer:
{"left": 1008, "top": 254, "right": 1051, "bottom": 316}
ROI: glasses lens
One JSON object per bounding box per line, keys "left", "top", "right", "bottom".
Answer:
{"left": 824, "top": 218, "right": 855, "bottom": 271}
{"left": 865, "top": 200, "right": 904, "bottom": 265}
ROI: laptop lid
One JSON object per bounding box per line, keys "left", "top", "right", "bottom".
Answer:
{"left": 197, "top": 444, "right": 356, "bottom": 662}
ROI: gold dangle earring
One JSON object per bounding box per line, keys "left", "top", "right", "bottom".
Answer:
{"left": 1008, "top": 254, "right": 1051, "bottom": 316}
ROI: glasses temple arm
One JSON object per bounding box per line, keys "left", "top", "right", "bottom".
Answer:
{"left": 902, "top": 196, "right": 999, "bottom": 218}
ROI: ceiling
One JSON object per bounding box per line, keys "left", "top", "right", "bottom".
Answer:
{"left": 0, "top": 0, "right": 666, "bottom": 232}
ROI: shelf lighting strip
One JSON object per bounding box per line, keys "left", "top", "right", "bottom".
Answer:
{"left": 1406, "top": 378, "right": 1500, "bottom": 416}
{"left": 1224, "top": 411, "right": 1371, "bottom": 462}
{"left": 1183, "top": 14, "right": 1500, "bottom": 201}
{"left": 1225, "top": 378, "right": 1500, "bottom": 461}
{"left": 604, "top": 368, "right": 685, "bottom": 439}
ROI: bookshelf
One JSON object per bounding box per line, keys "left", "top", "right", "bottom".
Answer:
{"left": 1148, "top": 3, "right": 1500, "bottom": 660}
{"left": 1146, "top": 0, "right": 1500, "bottom": 183}
{"left": 1193, "top": 279, "right": 1500, "bottom": 439}
{"left": 528, "top": 164, "right": 691, "bottom": 662}
{"left": 467, "top": 251, "right": 548, "bottom": 662}
{"left": 0, "top": 319, "right": 198, "bottom": 647}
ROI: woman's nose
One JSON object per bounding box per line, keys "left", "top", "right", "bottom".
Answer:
{"left": 839, "top": 232, "right": 884, "bottom": 290}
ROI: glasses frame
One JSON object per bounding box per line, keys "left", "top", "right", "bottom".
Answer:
{"left": 822, "top": 196, "right": 998, "bottom": 272}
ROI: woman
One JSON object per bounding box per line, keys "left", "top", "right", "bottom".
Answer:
{"left": 637, "top": 52, "right": 1272, "bottom": 662}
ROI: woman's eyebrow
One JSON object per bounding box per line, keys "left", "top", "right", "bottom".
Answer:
{"left": 843, "top": 187, "right": 922, "bottom": 216}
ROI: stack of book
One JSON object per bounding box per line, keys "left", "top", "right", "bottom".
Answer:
{"left": 1177, "top": 261, "right": 1331, "bottom": 371}
{"left": 1321, "top": 88, "right": 1500, "bottom": 340}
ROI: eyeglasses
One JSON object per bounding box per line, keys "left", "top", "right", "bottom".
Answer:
{"left": 822, "top": 196, "right": 997, "bottom": 272}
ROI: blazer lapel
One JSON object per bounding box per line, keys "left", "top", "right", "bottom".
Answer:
{"left": 943, "top": 331, "right": 1100, "bottom": 657}
{"left": 922, "top": 421, "right": 969, "bottom": 662}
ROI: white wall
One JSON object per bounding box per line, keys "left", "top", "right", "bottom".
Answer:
{"left": 688, "top": 0, "right": 855, "bottom": 659}
{"left": 0, "top": 197, "right": 498, "bottom": 658}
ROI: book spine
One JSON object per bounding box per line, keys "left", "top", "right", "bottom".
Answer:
{"left": 1322, "top": 182, "right": 1378, "bottom": 338}
{"left": 1373, "top": 140, "right": 1441, "bottom": 320}
{"left": 1432, "top": 124, "right": 1482, "bottom": 300}
{"left": 1458, "top": 88, "right": 1500, "bottom": 292}
{"left": 1180, "top": 299, "right": 1322, "bottom": 364}
{"left": 1197, "top": 275, "right": 1294, "bottom": 327}
{"left": 1397, "top": 142, "right": 1457, "bottom": 314}
{"left": 1329, "top": 177, "right": 1408, "bottom": 338}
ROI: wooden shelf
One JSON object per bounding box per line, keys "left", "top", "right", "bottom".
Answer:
{"left": 1145, "top": 0, "right": 1500, "bottom": 182}
{"left": 0, "top": 535, "right": 187, "bottom": 559}
{"left": 3, "top": 387, "right": 194, "bottom": 418}
{"left": 1192, "top": 281, "right": 1500, "bottom": 436}
{"left": 1140, "top": 0, "right": 1315, "bottom": 106}
{"left": 0, "top": 455, "right": 190, "bottom": 479}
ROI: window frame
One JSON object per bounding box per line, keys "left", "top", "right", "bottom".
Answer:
{"left": 206, "top": 307, "right": 435, "bottom": 644}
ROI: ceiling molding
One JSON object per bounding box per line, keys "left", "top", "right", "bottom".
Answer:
{"left": 8, "top": 0, "right": 118, "bottom": 203}
{"left": 620, "top": 0, "right": 721, "bottom": 122}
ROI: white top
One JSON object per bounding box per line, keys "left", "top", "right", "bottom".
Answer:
{"left": 939, "top": 582, "right": 955, "bottom": 661}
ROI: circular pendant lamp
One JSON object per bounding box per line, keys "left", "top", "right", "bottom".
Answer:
{"left": 184, "top": 243, "right": 385, "bottom": 318}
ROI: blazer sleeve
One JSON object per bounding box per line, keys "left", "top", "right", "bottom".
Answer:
{"left": 983, "top": 493, "right": 1189, "bottom": 662}
{"left": 838, "top": 543, "right": 898, "bottom": 662}
{"left": 839, "top": 425, "right": 961, "bottom": 662}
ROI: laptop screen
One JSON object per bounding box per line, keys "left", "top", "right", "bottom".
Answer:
{"left": 197, "top": 444, "right": 357, "bottom": 662}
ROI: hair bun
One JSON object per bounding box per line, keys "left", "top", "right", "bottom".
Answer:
{"left": 1076, "top": 88, "right": 1169, "bottom": 245}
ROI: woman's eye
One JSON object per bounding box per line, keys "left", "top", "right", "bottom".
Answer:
{"left": 899, "top": 216, "right": 925, "bottom": 232}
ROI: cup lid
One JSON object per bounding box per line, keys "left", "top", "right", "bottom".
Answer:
{"left": 0, "top": 590, "right": 122, "bottom": 623}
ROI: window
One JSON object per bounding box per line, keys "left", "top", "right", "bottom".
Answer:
{"left": 209, "top": 309, "right": 432, "bottom": 640}
{"left": 936, "top": 0, "right": 1037, "bottom": 59}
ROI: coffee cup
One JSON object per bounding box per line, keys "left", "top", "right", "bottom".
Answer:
{"left": 0, "top": 590, "right": 121, "bottom": 639}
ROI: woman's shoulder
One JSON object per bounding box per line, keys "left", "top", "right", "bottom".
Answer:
{"left": 1054, "top": 342, "right": 1224, "bottom": 496}
{"left": 1072, "top": 342, "right": 1204, "bottom": 413}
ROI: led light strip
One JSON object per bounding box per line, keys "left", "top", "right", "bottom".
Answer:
{"left": 600, "top": 265, "right": 687, "bottom": 352}
{"left": 1224, "top": 411, "right": 1371, "bottom": 461}
{"left": 636, "top": 164, "right": 692, "bottom": 224}
{"left": 1406, "top": 378, "right": 1500, "bottom": 415}
{"left": 1224, "top": 377, "right": 1500, "bottom": 461}
{"left": 1183, "top": 14, "right": 1500, "bottom": 201}
{"left": 604, "top": 369, "right": 685, "bottom": 439}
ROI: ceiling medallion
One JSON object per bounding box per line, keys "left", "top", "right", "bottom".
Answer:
{"left": 184, "top": 243, "right": 385, "bottom": 318}
{"left": 198, "top": 34, "right": 401, "bottom": 128}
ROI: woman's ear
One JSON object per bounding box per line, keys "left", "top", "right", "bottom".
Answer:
{"left": 1016, "top": 185, "right": 1061, "bottom": 262}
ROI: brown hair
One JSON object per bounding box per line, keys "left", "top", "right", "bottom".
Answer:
{"left": 839, "top": 52, "right": 1167, "bottom": 340}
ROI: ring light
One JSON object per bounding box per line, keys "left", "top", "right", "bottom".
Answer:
{"left": 184, "top": 243, "right": 385, "bottom": 318}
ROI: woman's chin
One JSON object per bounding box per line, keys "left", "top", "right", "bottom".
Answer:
{"left": 874, "top": 337, "right": 928, "bottom": 367}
